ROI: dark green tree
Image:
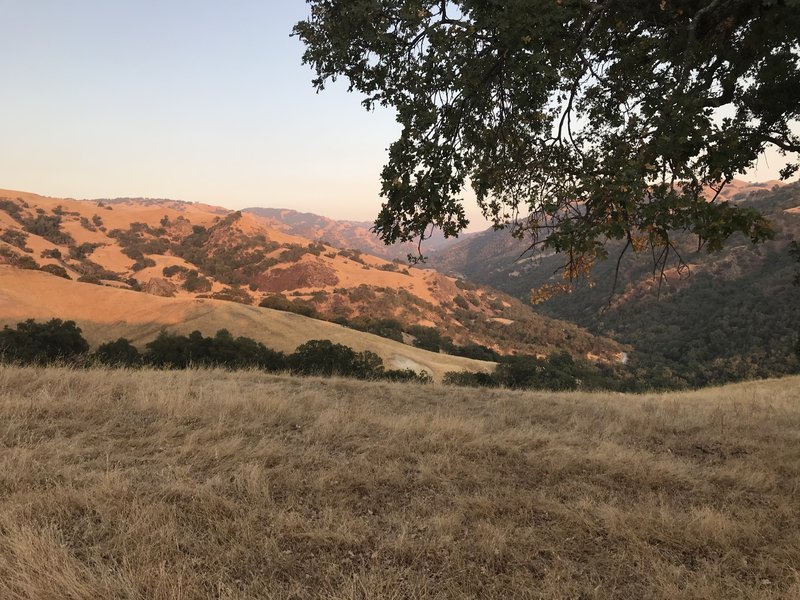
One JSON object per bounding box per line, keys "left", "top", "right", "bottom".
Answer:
{"left": 145, "top": 330, "right": 193, "bottom": 368}
{"left": 407, "top": 324, "right": 451, "bottom": 353}
{"left": 791, "top": 241, "right": 800, "bottom": 287}
{"left": 295, "top": 1, "right": 798, "bottom": 275}
{"left": 0, "top": 318, "right": 89, "bottom": 364}
{"left": 288, "top": 339, "right": 385, "bottom": 378}
{"left": 94, "top": 338, "right": 142, "bottom": 367}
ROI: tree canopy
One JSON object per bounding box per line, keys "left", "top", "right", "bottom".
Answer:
{"left": 295, "top": 0, "right": 799, "bottom": 276}
{"left": 0, "top": 319, "right": 89, "bottom": 364}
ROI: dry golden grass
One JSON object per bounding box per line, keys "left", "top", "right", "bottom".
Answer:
{"left": 0, "top": 367, "right": 798, "bottom": 599}
{"left": 0, "top": 267, "right": 495, "bottom": 381}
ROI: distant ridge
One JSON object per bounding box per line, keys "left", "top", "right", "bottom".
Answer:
{"left": 244, "top": 206, "right": 472, "bottom": 261}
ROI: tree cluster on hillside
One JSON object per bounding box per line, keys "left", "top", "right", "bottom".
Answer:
{"left": 445, "top": 351, "right": 631, "bottom": 392}
{"left": 0, "top": 318, "right": 635, "bottom": 389}
{"left": 0, "top": 197, "right": 76, "bottom": 246}
{"left": 0, "top": 319, "right": 89, "bottom": 364}
{"left": 0, "top": 319, "right": 431, "bottom": 384}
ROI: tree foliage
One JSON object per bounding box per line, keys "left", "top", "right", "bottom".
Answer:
{"left": 94, "top": 338, "right": 142, "bottom": 366}
{"left": 295, "top": 0, "right": 799, "bottom": 274}
{"left": 144, "top": 329, "right": 286, "bottom": 371}
{"left": 288, "top": 339, "right": 385, "bottom": 378}
{"left": 0, "top": 319, "right": 89, "bottom": 364}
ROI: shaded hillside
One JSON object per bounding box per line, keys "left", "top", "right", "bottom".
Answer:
{"left": 0, "top": 189, "right": 623, "bottom": 362}
{"left": 432, "top": 181, "right": 800, "bottom": 387}
{"left": 244, "top": 206, "right": 471, "bottom": 261}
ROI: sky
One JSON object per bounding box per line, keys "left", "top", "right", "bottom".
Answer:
{"left": 0, "top": 2, "right": 793, "bottom": 231}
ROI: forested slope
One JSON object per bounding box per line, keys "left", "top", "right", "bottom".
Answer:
{"left": 433, "top": 182, "right": 800, "bottom": 387}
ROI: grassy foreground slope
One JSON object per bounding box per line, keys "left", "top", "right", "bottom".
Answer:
{"left": 1, "top": 367, "right": 799, "bottom": 599}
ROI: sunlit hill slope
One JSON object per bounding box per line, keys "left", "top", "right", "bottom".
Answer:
{"left": 0, "top": 188, "right": 623, "bottom": 365}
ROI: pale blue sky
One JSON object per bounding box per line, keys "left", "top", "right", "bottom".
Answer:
{"left": 0, "top": 2, "right": 791, "bottom": 229}
{"left": 0, "top": 1, "right": 411, "bottom": 222}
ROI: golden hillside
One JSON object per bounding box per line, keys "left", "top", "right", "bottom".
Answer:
{"left": 0, "top": 188, "right": 623, "bottom": 361}
{"left": 0, "top": 267, "right": 493, "bottom": 381}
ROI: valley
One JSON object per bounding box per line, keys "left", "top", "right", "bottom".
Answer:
{"left": 430, "top": 181, "right": 800, "bottom": 388}
{"left": 1, "top": 181, "right": 798, "bottom": 390}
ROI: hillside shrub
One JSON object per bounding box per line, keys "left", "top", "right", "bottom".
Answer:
{"left": 72, "top": 259, "right": 120, "bottom": 282}
{"left": 183, "top": 270, "right": 212, "bottom": 292}
{"left": 347, "top": 317, "right": 404, "bottom": 342}
{"left": 259, "top": 294, "right": 317, "bottom": 318}
{"left": 22, "top": 213, "right": 74, "bottom": 245}
{"left": 0, "top": 229, "right": 31, "bottom": 252}
{"left": 443, "top": 370, "right": 497, "bottom": 387}
{"left": 453, "top": 295, "right": 469, "bottom": 310}
{"left": 69, "top": 242, "right": 101, "bottom": 260}
{"left": 210, "top": 287, "right": 252, "bottom": 304}
{"left": 0, "top": 198, "right": 23, "bottom": 220}
{"left": 278, "top": 244, "right": 311, "bottom": 263}
{"left": 0, "top": 246, "right": 39, "bottom": 270}
{"left": 131, "top": 258, "right": 157, "bottom": 272}
{"left": 79, "top": 216, "right": 96, "bottom": 232}
{"left": 407, "top": 325, "right": 454, "bottom": 353}
{"left": 347, "top": 285, "right": 376, "bottom": 302}
{"left": 163, "top": 265, "right": 189, "bottom": 278}
{"left": 40, "top": 264, "right": 70, "bottom": 279}
{"left": 77, "top": 275, "right": 102, "bottom": 285}
{"left": 382, "top": 368, "right": 432, "bottom": 383}
{"left": 338, "top": 249, "right": 366, "bottom": 264}
{"left": 449, "top": 343, "right": 501, "bottom": 362}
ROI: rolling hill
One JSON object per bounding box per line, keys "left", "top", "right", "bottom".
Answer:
{"left": 0, "top": 188, "right": 623, "bottom": 367}
{"left": 2, "top": 365, "right": 799, "bottom": 598}
{"left": 0, "top": 267, "right": 494, "bottom": 381}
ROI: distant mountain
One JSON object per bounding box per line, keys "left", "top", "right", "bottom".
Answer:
{"left": 0, "top": 188, "right": 623, "bottom": 365}
{"left": 244, "top": 207, "right": 473, "bottom": 261}
{"left": 430, "top": 180, "right": 800, "bottom": 387}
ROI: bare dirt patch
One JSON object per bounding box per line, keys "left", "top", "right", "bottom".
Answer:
{"left": 256, "top": 260, "right": 339, "bottom": 292}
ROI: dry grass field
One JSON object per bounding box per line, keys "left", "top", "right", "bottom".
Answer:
{"left": 0, "top": 367, "right": 798, "bottom": 599}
